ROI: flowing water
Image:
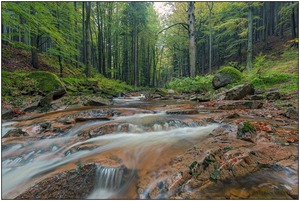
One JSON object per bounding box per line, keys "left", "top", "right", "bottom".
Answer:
{"left": 1, "top": 95, "right": 298, "bottom": 199}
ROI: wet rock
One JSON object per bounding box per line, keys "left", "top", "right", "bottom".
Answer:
{"left": 3, "top": 128, "right": 29, "bottom": 138}
{"left": 266, "top": 91, "right": 281, "bottom": 100}
{"left": 2, "top": 109, "right": 14, "bottom": 119}
{"left": 173, "top": 95, "right": 183, "bottom": 99}
{"left": 218, "top": 101, "right": 263, "bottom": 110}
{"left": 212, "top": 73, "right": 235, "bottom": 90}
{"left": 152, "top": 94, "right": 162, "bottom": 99}
{"left": 237, "top": 122, "right": 257, "bottom": 143}
{"left": 245, "top": 94, "right": 265, "bottom": 100}
{"left": 38, "top": 95, "right": 53, "bottom": 111}
{"left": 23, "top": 101, "right": 39, "bottom": 112}
{"left": 225, "top": 188, "right": 250, "bottom": 199}
{"left": 225, "top": 113, "right": 240, "bottom": 119}
{"left": 190, "top": 95, "right": 210, "bottom": 102}
{"left": 59, "top": 109, "right": 112, "bottom": 124}
{"left": 83, "top": 97, "right": 111, "bottom": 106}
{"left": 282, "top": 107, "right": 298, "bottom": 120}
{"left": 223, "top": 83, "right": 255, "bottom": 100}
{"left": 166, "top": 109, "right": 199, "bottom": 115}
{"left": 15, "top": 164, "right": 97, "bottom": 199}
{"left": 79, "top": 123, "right": 120, "bottom": 138}
{"left": 52, "top": 88, "right": 66, "bottom": 100}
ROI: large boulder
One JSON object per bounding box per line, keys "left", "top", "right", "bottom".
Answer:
{"left": 212, "top": 67, "right": 242, "bottom": 89}
{"left": 28, "top": 71, "right": 66, "bottom": 98}
{"left": 223, "top": 83, "right": 255, "bottom": 100}
{"left": 212, "top": 73, "right": 234, "bottom": 90}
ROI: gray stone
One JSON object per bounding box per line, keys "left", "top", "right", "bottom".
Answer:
{"left": 283, "top": 107, "right": 298, "bottom": 120}
{"left": 23, "top": 101, "right": 39, "bottom": 112}
{"left": 245, "top": 94, "right": 265, "bottom": 100}
{"left": 212, "top": 73, "right": 234, "bottom": 89}
{"left": 83, "top": 97, "right": 111, "bottom": 106}
{"left": 224, "top": 83, "right": 255, "bottom": 100}
{"left": 3, "top": 128, "right": 29, "bottom": 138}
{"left": 266, "top": 91, "right": 281, "bottom": 100}
{"left": 2, "top": 109, "right": 14, "bottom": 119}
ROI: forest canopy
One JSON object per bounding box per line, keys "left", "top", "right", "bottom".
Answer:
{"left": 2, "top": 1, "right": 298, "bottom": 87}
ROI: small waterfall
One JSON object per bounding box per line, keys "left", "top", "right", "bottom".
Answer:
{"left": 88, "top": 166, "right": 125, "bottom": 199}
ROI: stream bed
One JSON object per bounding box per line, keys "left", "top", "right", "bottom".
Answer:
{"left": 1, "top": 95, "right": 298, "bottom": 199}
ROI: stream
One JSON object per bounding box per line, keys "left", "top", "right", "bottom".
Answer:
{"left": 1, "top": 95, "right": 298, "bottom": 199}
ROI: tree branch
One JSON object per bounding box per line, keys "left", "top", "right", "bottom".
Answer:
{"left": 157, "top": 23, "right": 189, "bottom": 35}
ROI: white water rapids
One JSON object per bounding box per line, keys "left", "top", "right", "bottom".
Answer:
{"left": 2, "top": 109, "right": 218, "bottom": 199}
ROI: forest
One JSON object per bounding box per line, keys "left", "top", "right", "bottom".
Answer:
{"left": 2, "top": 2, "right": 298, "bottom": 87}
{"left": 1, "top": 1, "right": 299, "bottom": 200}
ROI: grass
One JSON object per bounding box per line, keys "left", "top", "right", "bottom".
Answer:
{"left": 246, "top": 47, "right": 298, "bottom": 95}
{"left": 164, "top": 46, "right": 298, "bottom": 101}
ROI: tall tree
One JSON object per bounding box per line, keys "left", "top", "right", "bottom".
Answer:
{"left": 85, "top": 1, "right": 91, "bottom": 77}
{"left": 188, "top": 1, "right": 196, "bottom": 77}
{"left": 246, "top": 3, "right": 253, "bottom": 72}
{"left": 207, "top": 2, "right": 214, "bottom": 73}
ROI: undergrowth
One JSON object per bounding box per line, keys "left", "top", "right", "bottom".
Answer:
{"left": 166, "top": 47, "right": 298, "bottom": 96}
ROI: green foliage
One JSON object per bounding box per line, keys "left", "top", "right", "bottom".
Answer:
{"left": 189, "top": 161, "right": 199, "bottom": 175}
{"left": 210, "top": 169, "right": 220, "bottom": 180}
{"left": 166, "top": 75, "right": 214, "bottom": 93}
{"left": 2, "top": 70, "right": 38, "bottom": 97}
{"left": 202, "top": 156, "right": 215, "bottom": 170}
{"left": 281, "top": 49, "right": 299, "bottom": 61}
{"left": 254, "top": 52, "right": 267, "bottom": 69}
{"left": 251, "top": 73, "right": 292, "bottom": 87}
{"left": 28, "top": 71, "right": 65, "bottom": 94}
{"left": 63, "top": 74, "right": 133, "bottom": 96}
{"left": 217, "top": 66, "right": 243, "bottom": 81}
{"left": 241, "top": 122, "right": 255, "bottom": 133}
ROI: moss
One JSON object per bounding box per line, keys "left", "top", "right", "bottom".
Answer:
{"left": 217, "top": 66, "right": 242, "bottom": 81}
{"left": 28, "top": 71, "right": 65, "bottom": 94}
{"left": 241, "top": 122, "right": 255, "bottom": 133}
{"left": 202, "top": 156, "right": 215, "bottom": 170}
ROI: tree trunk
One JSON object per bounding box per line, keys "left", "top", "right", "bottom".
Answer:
{"left": 246, "top": 3, "right": 253, "bottom": 72}
{"left": 74, "top": 2, "right": 79, "bottom": 68}
{"left": 207, "top": 2, "right": 213, "bottom": 74}
{"left": 134, "top": 27, "right": 138, "bottom": 89}
{"left": 82, "top": 2, "right": 86, "bottom": 65}
{"left": 188, "top": 1, "right": 196, "bottom": 77}
{"left": 85, "top": 2, "right": 91, "bottom": 77}
{"left": 291, "top": 2, "right": 297, "bottom": 39}
{"left": 107, "top": 2, "right": 113, "bottom": 78}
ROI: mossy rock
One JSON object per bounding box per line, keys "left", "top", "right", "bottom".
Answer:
{"left": 218, "top": 67, "right": 242, "bottom": 80}
{"left": 212, "top": 67, "right": 242, "bottom": 90}
{"left": 28, "top": 71, "right": 66, "bottom": 96}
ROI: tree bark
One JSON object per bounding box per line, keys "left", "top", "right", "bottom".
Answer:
{"left": 291, "top": 2, "right": 297, "bottom": 39}
{"left": 207, "top": 2, "right": 213, "bottom": 74}
{"left": 85, "top": 1, "right": 91, "bottom": 77}
{"left": 82, "top": 2, "right": 86, "bottom": 65}
{"left": 188, "top": 1, "right": 196, "bottom": 77}
{"left": 246, "top": 3, "right": 253, "bottom": 72}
